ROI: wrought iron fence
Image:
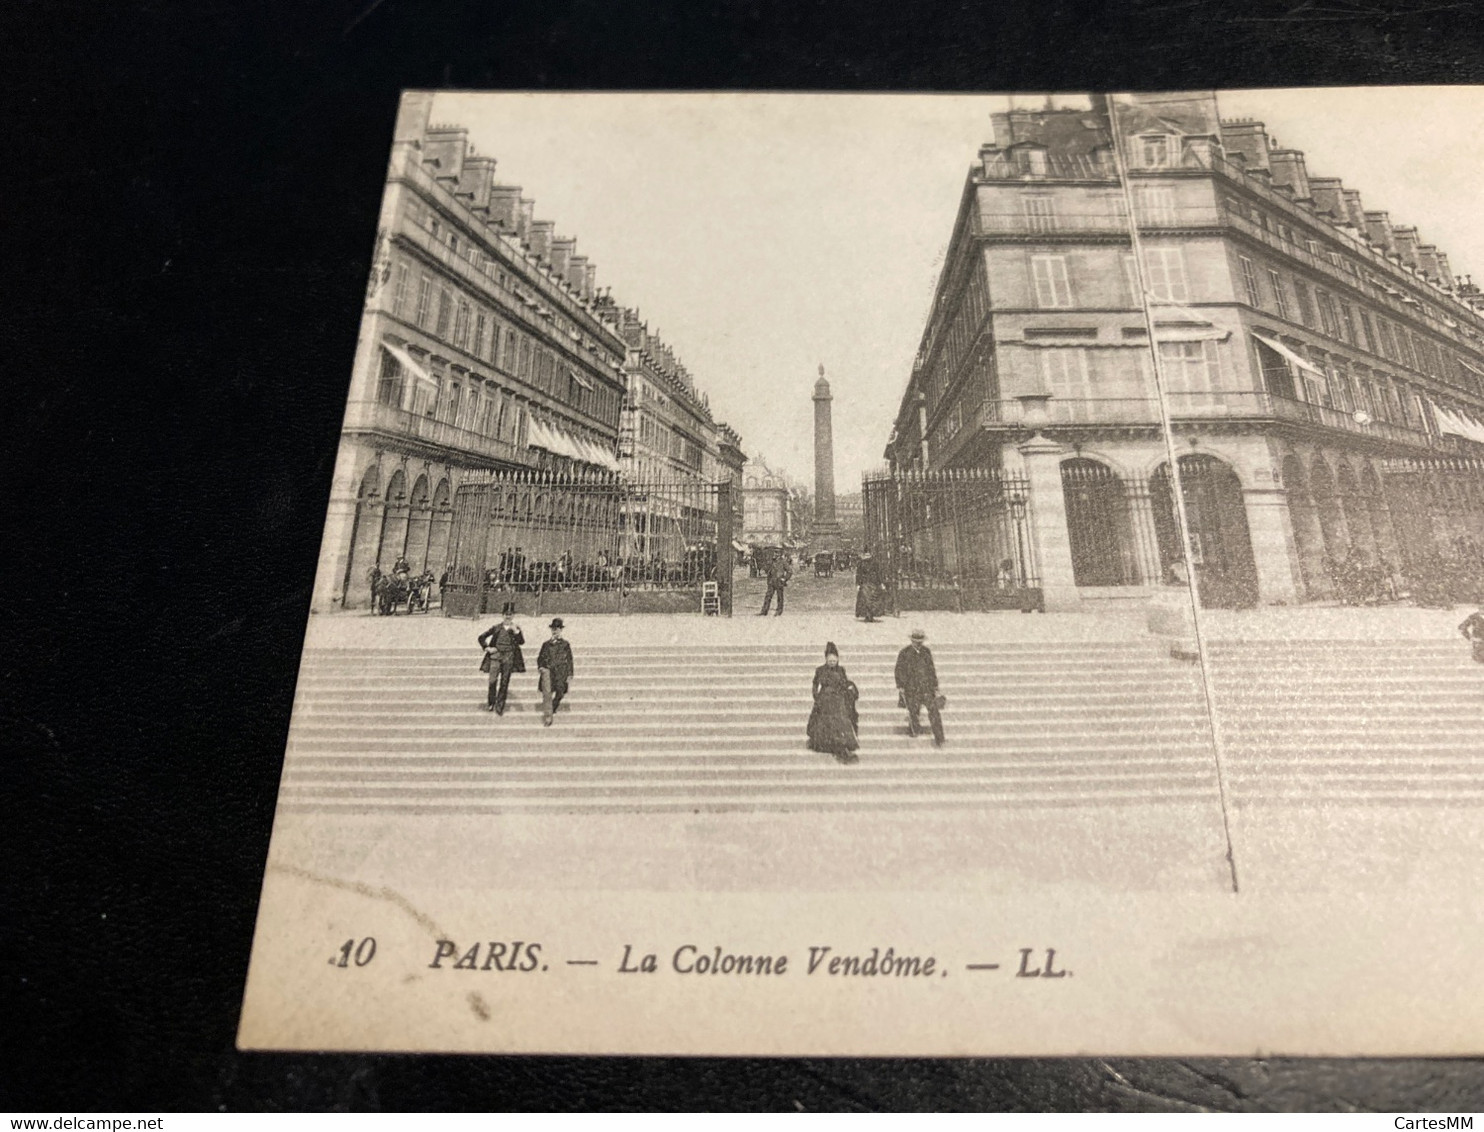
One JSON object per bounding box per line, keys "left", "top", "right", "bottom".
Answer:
{"left": 442, "top": 469, "right": 734, "bottom": 616}
{"left": 862, "top": 467, "right": 1041, "bottom": 612}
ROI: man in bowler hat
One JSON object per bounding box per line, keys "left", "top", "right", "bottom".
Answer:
{"left": 478, "top": 601, "right": 525, "bottom": 714}
{"left": 758, "top": 552, "right": 791, "bottom": 616}
{"left": 895, "top": 628, "right": 944, "bottom": 746}
{"left": 537, "top": 618, "right": 575, "bottom": 727}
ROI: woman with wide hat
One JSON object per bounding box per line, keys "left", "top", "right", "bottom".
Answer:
{"left": 807, "top": 641, "right": 860, "bottom": 763}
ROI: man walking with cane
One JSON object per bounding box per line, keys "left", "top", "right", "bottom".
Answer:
{"left": 537, "top": 617, "right": 574, "bottom": 727}
{"left": 895, "top": 627, "right": 945, "bottom": 746}
{"left": 478, "top": 601, "right": 525, "bottom": 715}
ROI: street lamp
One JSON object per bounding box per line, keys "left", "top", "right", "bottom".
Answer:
{"left": 1008, "top": 488, "right": 1029, "bottom": 588}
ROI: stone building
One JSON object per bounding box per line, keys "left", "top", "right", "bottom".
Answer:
{"left": 883, "top": 91, "right": 1484, "bottom": 610}
{"left": 742, "top": 456, "right": 792, "bottom": 548}
{"left": 314, "top": 92, "right": 631, "bottom": 611}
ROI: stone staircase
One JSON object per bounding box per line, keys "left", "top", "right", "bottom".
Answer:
{"left": 274, "top": 639, "right": 1483, "bottom": 815}
{"left": 1205, "top": 640, "right": 1484, "bottom": 807}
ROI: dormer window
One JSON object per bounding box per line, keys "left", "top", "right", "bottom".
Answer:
{"left": 1014, "top": 148, "right": 1048, "bottom": 176}
{"left": 1139, "top": 134, "right": 1172, "bottom": 168}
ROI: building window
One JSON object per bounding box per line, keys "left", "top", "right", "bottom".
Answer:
{"left": 1031, "top": 255, "right": 1073, "bottom": 308}
{"left": 1238, "top": 256, "right": 1262, "bottom": 307}
{"left": 1329, "top": 359, "right": 1354, "bottom": 412}
{"left": 1315, "top": 289, "right": 1339, "bottom": 338}
{"left": 376, "top": 352, "right": 404, "bottom": 407}
{"left": 452, "top": 300, "right": 471, "bottom": 349}
{"left": 1356, "top": 310, "right": 1375, "bottom": 354}
{"left": 1158, "top": 340, "right": 1219, "bottom": 393}
{"left": 473, "top": 311, "right": 488, "bottom": 360}
{"left": 1292, "top": 281, "right": 1315, "bottom": 328}
{"left": 1267, "top": 270, "right": 1290, "bottom": 320}
{"left": 1143, "top": 247, "right": 1188, "bottom": 303}
{"left": 391, "top": 263, "right": 410, "bottom": 318}
{"left": 1138, "top": 186, "right": 1176, "bottom": 226}
{"left": 435, "top": 288, "right": 452, "bottom": 338}
{"left": 1022, "top": 195, "right": 1057, "bottom": 233}
{"left": 1139, "top": 134, "right": 1172, "bottom": 168}
{"left": 1039, "top": 348, "right": 1091, "bottom": 400}
{"left": 1339, "top": 303, "right": 1358, "bottom": 346}
{"left": 1376, "top": 318, "right": 1397, "bottom": 361}
{"left": 1122, "top": 254, "right": 1141, "bottom": 305}
{"left": 1014, "top": 148, "right": 1047, "bottom": 176}
{"left": 414, "top": 274, "right": 433, "bottom": 327}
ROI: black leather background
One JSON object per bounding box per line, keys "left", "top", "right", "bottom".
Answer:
{"left": 5, "top": 0, "right": 1484, "bottom": 1111}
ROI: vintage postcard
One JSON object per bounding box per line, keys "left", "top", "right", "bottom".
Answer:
{"left": 238, "top": 88, "right": 1484, "bottom": 1055}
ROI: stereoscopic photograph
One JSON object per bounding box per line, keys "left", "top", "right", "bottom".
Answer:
{"left": 237, "top": 88, "right": 1484, "bottom": 1056}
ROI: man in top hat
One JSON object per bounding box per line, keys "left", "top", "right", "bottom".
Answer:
{"left": 478, "top": 601, "right": 525, "bottom": 714}
{"left": 537, "top": 618, "right": 575, "bottom": 727}
{"left": 895, "top": 627, "right": 944, "bottom": 746}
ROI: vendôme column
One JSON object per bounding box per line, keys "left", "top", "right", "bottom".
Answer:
{"left": 812, "top": 364, "right": 842, "bottom": 550}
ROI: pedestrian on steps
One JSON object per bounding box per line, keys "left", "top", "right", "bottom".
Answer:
{"left": 895, "top": 628, "right": 945, "bottom": 746}
{"left": 537, "top": 617, "right": 575, "bottom": 727}
{"left": 807, "top": 641, "right": 860, "bottom": 763}
{"left": 478, "top": 601, "right": 525, "bottom": 714}
{"left": 758, "top": 553, "right": 791, "bottom": 616}
{"left": 855, "top": 550, "right": 883, "bottom": 622}
{"left": 1459, "top": 607, "right": 1484, "bottom": 663}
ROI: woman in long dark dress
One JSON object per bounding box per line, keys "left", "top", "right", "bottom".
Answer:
{"left": 807, "top": 642, "right": 860, "bottom": 763}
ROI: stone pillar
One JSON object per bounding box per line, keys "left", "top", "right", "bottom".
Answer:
{"left": 811, "top": 365, "right": 842, "bottom": 549}
{"left": 312, "top": 441, "right": 373, "bottom": 614}
{"left": 1017, "top": 432, "right": 1080, "bottom": 611}
{"left": 1242, "top": 485, "right": 1301, "bottom": 604}
{"left": 1125, "top": 480, "right": 1165, "bottom": 587}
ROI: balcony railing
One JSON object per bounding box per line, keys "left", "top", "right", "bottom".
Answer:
{"left": 344, "top": 399, "right": 540, "bottom": 468}
{"left": 975, "top": 391, "right": 1454, "bottom": 451}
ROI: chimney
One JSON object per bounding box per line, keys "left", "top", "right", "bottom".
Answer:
{"left": 1268, "top": 149, "right": 1310, "bottom": 200}
{"left": 1342, "top": 189, "right": 1367, "bottom": 232}
{"left": 549, "top": 237, "right": 575, "bottom": 280}
{"left": 567, "top": 254, "right": 589, "bottom": 294}
{"left": 457, "top": 155, "right": 497, "bottom": 213}
{"left": 393, "top": 91, "right": 435, "bottom": 146}
{"left": 584, "top": 263, "right": 598, "bottom": 298}
{"left": 488, "top": 185, "right": 522, "bottom": 231}
{"left": 529, "top": 220, "right": 554, "bottom": 263}
{"left": 517, "top": 199, "right": 534, "bottom": 243}
{"left": 1364, "top": 210, "right": 1395, "bottom": 254}
{"left": 1436, "top": 252, "right": 1456, "bottom": 290}
{"left": 1417, "top": 244, "right": 1442, "bottom": 282}
{"left": 1309, "top": 177, "right": 1346, "bottom": 222}
{"left": 422, "top": 125, "right": 468, "bottom": 182}
{"left": 1219, "top": 119, "right": 1271, "bottom": 177}
{"left": 1393, "top": 226, "right": 1421, "bottom": 269}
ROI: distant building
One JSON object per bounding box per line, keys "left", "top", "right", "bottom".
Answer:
{"left": 883, "top": 91, "right": 1484, "bottom": 609}
{"left": 835, "top": 490, "right": 866, "bottom": 549}
{"left": 742, "top": 456, "right": 792, "bottom": 547}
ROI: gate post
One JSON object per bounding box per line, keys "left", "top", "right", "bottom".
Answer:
{"left": 1017, "top": 433, "right": 1081, "bottom": 611}
{"left": 716, "top": 480, "right": 734, "bottom": 616}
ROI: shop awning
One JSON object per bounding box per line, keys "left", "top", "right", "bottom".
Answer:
{"left": 568, "top": 367, "right": 594, "bottom": 391}
{"left": 1251, "top": 330, "right": 1326, "bottom": 378}
{"left": 1433, "top": 403, "right": 1484, "bottom": 445}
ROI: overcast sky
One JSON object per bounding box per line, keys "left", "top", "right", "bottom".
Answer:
{"left": 431, "top": 89, "right": 1484, "bottom": 490}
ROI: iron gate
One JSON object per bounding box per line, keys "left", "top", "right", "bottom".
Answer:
{"left": 862, "top": 467, "right": 1041, "bottom": 612}
{"left": 442, "top": 469, "right": 733, "bottom": 616}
